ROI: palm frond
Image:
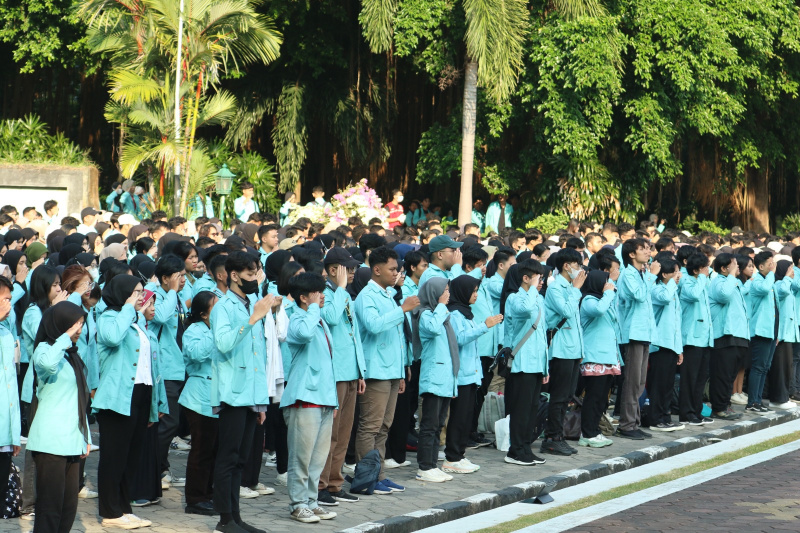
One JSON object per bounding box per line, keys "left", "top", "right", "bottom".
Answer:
{"left": 272, "top": 83, "right": 308, "bottom": 193}
{"left": 359, "top": 0, "right": 397, "bottom": 53}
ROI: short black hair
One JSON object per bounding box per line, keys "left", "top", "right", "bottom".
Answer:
{"left": 518, "top": 259, "right": 545, "bottom": 279}
{"left": 676, "top": 244, "right": 698, "bottom": 266}
{"left": 507, "top": 230, "right": 525, "bottom": 245}
{"left": 186, "top": 291, "right": 218, "bottom": 326}
{"left": 655, "top": 237, "right": 674, "bottom": 252}
{"left": 686, "top": 252, "right": 710, "bottom": 276}
{"left": 554, "top": 248, "right": 583, "bottom": 271}
{"left": 792, "top": 246, "right": 800, "bottom": 267}
{"left": 152, "top": 220, "right": 170, "bottom": 233}
{"left": 403, "top": 250, "right": 428, "bottom": 276}
{"left": 712, "top": 253, "right": 735, "bottom": 273}
{"left": 240, "top": 181, "right": 254, "bottom": 190}
{"left": 155, "top": 254, "right": 185, "bottom": 284}
{"left": 617, "top": 222, "right": 635, "bottom": 236}
{"left": 258, "top": 224, "right": 279, "bottom": 240}
{"left": 754, "top": 250, "right": 773, "bottom": 270}
{"left": 225, "top": 251, "right": 258, "bottom": 275}
{"left": 312, "top": 186, "right": 324, "bottom": 194}
{"left": 595, "top": 249, "right": 620, "bottom": 272}
{"left": 565, "top": 237, "right": 584, "bottom": 250}
{"left": 277, "top": 262, "right": 305, "bottom": 297}
{"left": 289, "top": 272, "right": 327, "bottom": 303}
{"left": 621, "top": 238, "right": 648, "bottom": 267}
{"left": 368, "top": 246, "right": 397, "bottom": 268}
{"left": 463, "top": 223, "right": 479, "bottom": 233}
{"left": 0, "top": 275, "right": 12, "bottom": 294}
{"left": 656, "top": 258, "right": 679, "bottom": 283}
{"left": 208, "top": 254, "right": 228, "bottom": 279}
{"left": 359, "top": 233, "right": 387, "bottom": 257}
{"left": 462, "top": 246, "right": 489, "bottom": 270}
{"left": 168, "top": 216, "right": 187, "bottom": 230}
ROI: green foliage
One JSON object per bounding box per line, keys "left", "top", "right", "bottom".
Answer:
{"left": 271, "top": 83, "right": 307, "bottom": 193}
{"left": 525, "top": 213, "right": 569, "bottom": 234}
{"left": 359, "top": 0, "right": 397, "bottom": 54}
{"left": 0, "top": 115, "right": 94, "bottom": 166}
{"left": 415, "top": 114, "right": 463, "bottom": 185}
{"left": 779, "top": 214, "right": 800, "bottom": 235}
{"left": 679, "top": 215, "right": 727, "bottom": 234}
{"left": 207, "top": 142, "right": 280, "bottom": 220}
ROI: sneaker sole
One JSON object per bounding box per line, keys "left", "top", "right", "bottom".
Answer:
{"left": 104, "top": 522, "right": 140, "bottom": 530}
{"left": 290, "top": 517, "right": 321, "bottom": 524}
{"left": 332, "top": 498, "right": 359, "bottom": 503}
{"left": 540, "top": 448, "right": 572, "bottom": 456}
{"left": 239, "top": 493, "right": 259, "bottom": 499}
{"left": 504, "top": 457, "right": 535, "bottom": 466}
{"left": 442, "top": 467, "right": 479, "bottom": 474}
{"left": 318, "top": 501, "right": 339, "bottom": 506}
{"left": 415, "top": 475, "right": 447, "bottom": 483}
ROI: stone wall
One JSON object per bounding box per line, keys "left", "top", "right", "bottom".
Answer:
{"left": 0, "top": 164, "right": 100, "bottom": 216}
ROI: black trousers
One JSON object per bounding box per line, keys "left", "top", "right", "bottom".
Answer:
{"left": 445, "top": 384, "right": 477, "bottom": 462}
{"left": 709, "top": 346, "right": 740, "bottom": 412}
{"left": 184, "top": 408, "right": 218, "bottom": 505}
{"left": 768, "top": 342, "right": 793, "bottom": 404}
{"left": 157, "top": 379, "right": 183, "bottom": 474}
{"left": 266, "top": 402, "right": 288, "bottom": 474}
{"left": 345, "top": 400, "right": 359, "bottom": 465}
{"left": 581, "top": 374, "right": 613, "bottom": 438}
{"left": 407, "top": 361, "right": 421, "bottom": 437}
{"left": 648, "top": 349, "right": 678, "bottom": 425}
{"left": 213, "top": 406, "right": 257, "bottom": 516}
{"left": 0, "top": 452, "right": 10, "bottom": 507}
{"left": 470, "top": 358, "right": 494, "bottom": 435}
{"left": 241, "top": 424, "right": 264, "bottom": 488}
{"left": 506, "top": 372, "right": 542, "bottom": 462}
{"left": 680, "top": 346, "right": 709, "bottom": 421}
{"left": 386, "top": 369, "right": 412, "bottom": 463}
{"left": 32, "top": 453, "right": 80, "bottom": 533}
{"left": 417, "top": 394, "right": 450, "bottom": 471}
{"left": 128, "top": 421, "right": 162, "bottom": 502}
{"left": 545, "top": 358, "right": 580, "bottom": 440}
{"left": 96, "top": 384, "right": 151, "bottom": 519}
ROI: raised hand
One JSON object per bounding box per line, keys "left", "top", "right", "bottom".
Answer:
{"left": 649, "top": 260, "right": 661, "bottom": 276}
{"left": 438, "top": 287, "right": 450, "bottom": 305}
{"left": 335, "top": 265, "right": 348, "bottom": 288}
{"left": 401, "top": 295, "right": 420, "bottom": 312}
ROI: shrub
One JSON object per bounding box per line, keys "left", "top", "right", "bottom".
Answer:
{"left": 0, "top": 115, "right": 94, "bottom": 167}
{"left": 525, "top": 213, "right": 569, "bottom": 234}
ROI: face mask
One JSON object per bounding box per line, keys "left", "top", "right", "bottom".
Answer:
{"left": 89, "top": 267, "right": 99, "bottom": 282}
{"left": 116, "top": 187, "right": 123, "bottom": 194}
{"left": 315, "top": 197, "right": 325, "bottom": 205}
{"left": 239, "top": 278, "right": 259, "bottom": 295}
{"left": 568, "top": 266, "right": 580, "bottom": 280}
{"left": 397, "top": 195, "right": 404, "bottom": 203}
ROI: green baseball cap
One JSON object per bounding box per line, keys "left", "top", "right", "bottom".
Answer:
{"left": 428, "top": 235, "right": 464, "bottom": 253}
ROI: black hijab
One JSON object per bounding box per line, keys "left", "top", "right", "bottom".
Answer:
{"left": 447, "top": 275, "right": 480, "bottom": 320}
{"left": 73, "top": 253, "right": 96, "bottom": 268}
{"left": 581, "top": 270, "right": 609, "bottom": 303}
{"left": 64, "top": 233, "right": 87, "bottom": 248}
{"left": 59, "top": 244, "right": 82, "bottom": 266}
{"left": 347, "top": 267, "right": 372, "bottom": 300}
{"left": 776, "top": 260, "right": 792, "bottom": 281}
{"left": 129, "top": 255, "right": 154, "bottom": 280}
{"left": 137, "top": 261, "right": 157, "bottom": 284}
{"left": 47, "top": 230, "right": 66, "bottom": 253}
{"left": 499, "top": 264, "right": 523, "bottom": 316}
{"left": 4, "top": 250, "right": 24, "bottom": 276}
{"left": 32, "top": 301, "right": 90, "bottom": 443}
{"left": 4, "top": 229, "right": 22, "bottom": 248}
{"left": 104, "top": 233, "right": 126, "bottom": 247}
{"left": 265, "top": 250, "right": 292, "bottom": 283}
{"left": 102, "top": 274, "right": 141, "bottom": 312}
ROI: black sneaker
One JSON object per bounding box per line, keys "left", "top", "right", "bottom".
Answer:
{"left": 530, "top": 453, "right": 547, "bottom": 465}
{"left": 745, "top": 404, "right": 761, "bottom": 412}
{"left": 711, "top": 411, "right": 741, "bottom": 420}
{"left": 565, "top": 442, "right": 578, "bottom": 454}
{"left": 540, "top": 439, "right": 573, "bottom": 456}
{"left": 466, "top": 439, "right": 480, "bottom": 449}
{"left": 616, "top": 428, "right": 645, "bottom": 440}
{"left": 637, "top": 429, "right": 652, "bottom": 439}
{"left": 330, "top": 490, "right": 359, "bottom": 503}
{"left": 317, "top": 490, "right": 339, "bottom": 506}
{"left": 214, "top": 521, "right": 248, "bottom": 533}
{"left": 236, "top": 521, "right": 266, "bottom": 533}
{"left": 687, "top": 417, "right": 704, "bottom": 426}
{"left": 701, "top": 417, "right": 714, "bottom": 424}
{"left": 186, "top": 501, "right": 217, "bottom": 516}
{"left": 471, "top": 435, "right": 493, "bottom": 448}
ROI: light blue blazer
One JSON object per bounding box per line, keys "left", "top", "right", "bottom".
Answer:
{"left": 321, "top": 285, "right": 366, "bottom": 382}
{"left": 504, "top": 287, "right": 548, "bottom": 375}
{"left": 747, "top": 272, "right": 776, "bottom": 339}
{"left": 544, "top": 275, "right": 584, "bottom": 360}
{"left": 354, "top": 282, "right": 406, "bottom": 380}
{"left": 617, "top": 264, "right": 656, "bottom": 344}
{"left": 580, "top": 290, "right": 622, "bottom": 365}
{"left": 418, "top": 304, "right": 458, "bottom": 397}
{"left": 709, "top": 274, "right": 750, "bottom": 341}
{"left": 179, "top": 321, "right": 219, "bottom": 418}
{"left": 151, "top": 285, "right": 187, "bottom": 381}
{"left": 0, "top": 325, "right": 20, "bottom": 447}
{"left": 449, "top": 310, "right": 488, "bottom": 386}
{"left": 679, "top": 274, "right": 714, "bottom": 348}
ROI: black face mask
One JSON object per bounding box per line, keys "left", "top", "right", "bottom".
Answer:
{"left": 239, "top": 278, "right": 259, "bottom": 295}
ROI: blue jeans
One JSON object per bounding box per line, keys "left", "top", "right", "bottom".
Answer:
{"left": 284, "top": 406, "right": 334, "bottom": 511}
{"left": 748, "top": 336, "right": 777, "bottom": 406}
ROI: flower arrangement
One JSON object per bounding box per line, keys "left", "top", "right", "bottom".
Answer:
{"left": 286, "top": 179, "right": 388, "bottom": 226}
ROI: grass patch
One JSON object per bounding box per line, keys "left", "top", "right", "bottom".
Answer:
{"left": 474, "top": 431, "right": 800, "bottom": 533}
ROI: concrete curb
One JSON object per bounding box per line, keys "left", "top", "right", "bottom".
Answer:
{"left": 338, "top": 409, "right": 800, "bottom": 533}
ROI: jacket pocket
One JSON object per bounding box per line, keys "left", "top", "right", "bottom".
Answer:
{"left": 232, "top": 366, "right": 246, "bottom": 394}
{"left": 305, "top": 365, "right": 321, "bottom": 392}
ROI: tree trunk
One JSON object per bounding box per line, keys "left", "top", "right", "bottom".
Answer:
{"left": 746, "top": 162, "right": 770, "bottom": 232}
{"left": 458, "top": 60, "right": 478, "bottom": 230}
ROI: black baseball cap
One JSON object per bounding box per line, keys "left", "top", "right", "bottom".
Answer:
{"left": 323, "top": 247, "right": 361, "bottom": 268}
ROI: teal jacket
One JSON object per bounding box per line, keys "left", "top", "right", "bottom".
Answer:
{"left": 0, "top": 325, "right": 20, "bottom": 447}
{"left": 94, "top": 304, "right": 167, "bottom": 421}
{"left": 106, "top": 190, "right": 121, "bottom": 212}
{"left": 179, "top": 321, "right": 219, "bottom": 418}
{"left": 27, "top": 334, "right": 92, "bottom": 455}
{"left": 401, "top": 278, "right": 420, "bottom": 364}
{"left": 280, "top": 300, "right": 297, "bottom": 376}
{"left": 746, "top": 272, "right": 776, "bottom": 339}
{"left": 791, "top": 267, "right": 800, "bottom": 330}
{"left": 617, "top": 264, "right": 657, "bottom": 344}
{"left": 191, "top": 275, "right": 217, "bottom": 297}
{"left": 580, "top": 290, "right": 622, "bottom": 365}
{"left": 209, "top": 291, "right": 270, "bottom": 408}
{"left": 708, "top": 274, "right": 750, "bottom": 341}
{"left": 146, "top": 326, "right": 169, "bottom": 423}
{"left": 449, "top": 310, "right": 489, "bottom": 386}
{"left": 280, "top": 304, "right": 338, "bottom": 407}
{"left": 151, "top": 285, "right": 188, "bottom": 381}
{"left": 418, "top": 263, "right": 482, "bottom": 288}
{"left": 21, "top": 304, "right": 46, "bottom": 402}
{"left": 504, "top": 287, "right": 548, "bottom": 375}
{"left": 120, "top": 191, "right": 136, "bottom": 216}
{"left": 3, "top": 283, "right": 26, "bottom": 363}
{"left": 321, "top": 284, "right": 366, "bottom": 382}
{"left": 473, "top": 275, "right": 504, "bottom": 358}
{"left": 354, "top": 282, "right": 407, "bottom": 380}
{"left": 484, "top": 201, "right": 513, "bottom": 233}
{"left": 650, "top": 280, "right": 683, "bottom": 353}
{"left": 67, "top": 292, "right": 99, "bottom": 390}
{"left": 418, "top": 304, "right": 458, "bottom": 397}
{"left": 544, "top": 275, "right": 584, "bottom": 360}
{"left": 679, "top": 274, "right": 714, "bottom": 348}
{"left": 775, "top": 277, "right": 799, "bottom": 342}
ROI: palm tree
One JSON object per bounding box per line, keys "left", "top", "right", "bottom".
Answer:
{"left": 77, "top": 0, "right": 282, "bottom": 216}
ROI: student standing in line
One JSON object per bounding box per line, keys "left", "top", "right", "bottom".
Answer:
{"left": 0, "top": 276, "right": 19, "bottom": 506}
{"left": 790, "top": 248, "right": 800, "bottom": 402}
{"left": 209, "top": 252, "right": 272, "bottom": 533}
{"left": 282, "top": 273, "right": 339, "bottom": 524}
{"left": 443, "top": 275, "right": 502, "bottom": 473}
{"left": 469, "top": 248, "right": 516, "bottom": 445}
{"left": 500, "top": 260, "right": 548, "bottom": 466}
{"left": 731, "top": 254, "right": 755, "bottom": 404}
{"left": 541, "top": 248, "right": 585, "bottom": 456}
{"left": 746, "top": 251, "right": 777, "bottom": 413}
{"left": 708, "top": 254, "right": 748, "bottom": 417}
{"left": 28, "top": 301, "right": 89, "bottom": 533}
{"left": 647, "top": 258, "right": 685, "bottom": 432}
{"left": 768, "top": 260, "right": 798, "bottom": 410}
{"left": 94, "top": 274, "right": 162, "bottom": 530}
{"left": 413, "top": 277, "right": 457, "bottom": 483}
{"left": 616, "top": 238, "right": 658, "bottom": 440}
{"left": 578, "top": 270, "right": 620, "bottom": 447}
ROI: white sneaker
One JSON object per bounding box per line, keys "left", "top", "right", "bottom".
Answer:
{"left": 170, "top": 436, "right": 191, "bottom": 451}
{"left": 101, "top": 515, "right": 140, "bottom": 529}
{"left": 125, "top": 514, "right": 151, "bottom": 527}
{"left": 90, "top": 443, "right": 100, "bottom": 452}
{"left": 342, "top": 463, "right": 356, "bottom": 475}
{"left": 264, "top": 451, "right": 277, "bottom": 467}
{"left": 730, "top": 393, "right": 748, "bottom": 405}
{"left": 251, "top": 482, "right": 275, "bottom": 495}
{"left": 437, "top": 467, "right": 453, "bottom": 481}
{"left": 239, "top": 486, "right": 259, "bottom": 499}
{"left": 415, "top": 468, "right": 448, "bottom": 483}
{"left": 78, "top": 486, "right": 98, "bottom": 499}
{"left": 291, "top": 507, "right": 320, "bottom": 523}
{"left": 161, "top": 478, "right": 170, "bottom": 490}
{"left": 384, "top": 458, "right": 411, "bottom": 469}
{"left": 275, "top": 472, "right": 288, "bottom": 486}
{"left": 437, "top": 451, "right": 445, "bottom": 461}
{"left": 769, "top": 400, "right": 797, "bottom": 410}
{"left": 19, "top": 512, "right": 34, "bottom": 521}
{"left": 442, "top": 458, "right": 480, "bottom": 474}
{"left": 162, "top": 472, "right": 185, "bottom": 487}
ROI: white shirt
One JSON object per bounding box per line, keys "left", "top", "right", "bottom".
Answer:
{"left": 76, "top": 224, "right": 96, "bottom": 235}
{"left": 133, "top": 324, "right": 153, "bottom": 385}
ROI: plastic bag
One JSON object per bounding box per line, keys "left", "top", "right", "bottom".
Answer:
{"left": 495, "top": 415, "right": 510, "bottom": 452}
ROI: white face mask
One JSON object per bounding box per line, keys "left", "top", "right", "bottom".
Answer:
{"left": 89, "top": 267, "right": 100, "bottom": 282}
{"left": 396, "top": 195, "right": 404, "bottom": 203}
{"left": 568, "top": 266, "right": 580, "bottom": 280}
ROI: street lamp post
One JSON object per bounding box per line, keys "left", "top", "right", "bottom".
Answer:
{"left": 214, "top": 164, "right": 235, "bottom": 228}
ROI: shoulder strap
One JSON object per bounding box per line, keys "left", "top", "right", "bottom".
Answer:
{"left": 511, "top": 308, "right": 542, "bottom": 356}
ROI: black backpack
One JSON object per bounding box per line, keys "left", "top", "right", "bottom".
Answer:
{"left": 2, "top": 462, "right": 21, "bottom": 519}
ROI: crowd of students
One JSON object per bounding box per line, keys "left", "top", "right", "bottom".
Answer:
{"left": 0, "top": 191, "right": 797, "bottom": 533}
